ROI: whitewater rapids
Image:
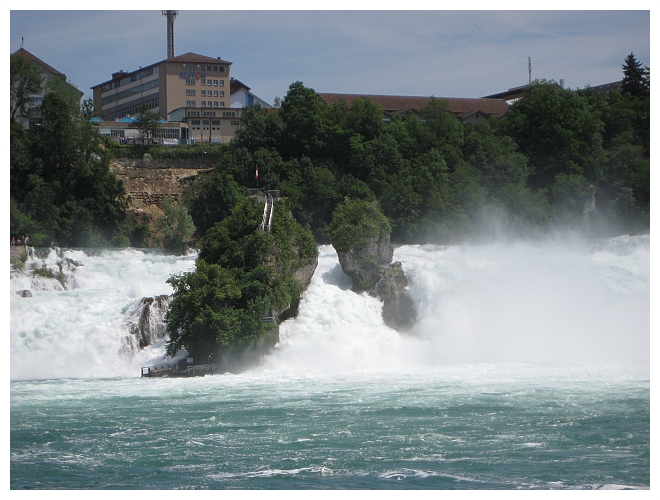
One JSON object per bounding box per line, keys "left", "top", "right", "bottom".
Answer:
{"left": 9, "top": 235, "right": 650, "bottom": 381}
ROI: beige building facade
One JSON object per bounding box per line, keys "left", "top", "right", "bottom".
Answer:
{"left": 92, "top": 52, "right": 242, "bottom": 143}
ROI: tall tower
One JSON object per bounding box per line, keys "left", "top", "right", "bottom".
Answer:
{"left": 162, "top": 10, "right": 177, "bottom": 59}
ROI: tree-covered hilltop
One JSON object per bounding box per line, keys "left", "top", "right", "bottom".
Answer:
{"left": 187, "top": 55, "right": 649, "bottom": 244}
{"left": 11, "top": 52, "right": 649, "bottom": 249}
{"left": 165, "top": 196, "right": 317, "bottom": 369}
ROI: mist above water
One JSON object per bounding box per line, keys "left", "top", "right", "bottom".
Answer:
{"left": 9, "top": 235, "right": 649, "bottom": 381}
{"left": 267, "top": 235, "right": 649, "bottom": 374}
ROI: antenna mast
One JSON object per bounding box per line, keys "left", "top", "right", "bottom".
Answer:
{"left": 528, "top": 56, "right": 532, "bottom": 85}
{"left": 162, "top": 10, "right": 178, "bottom": 59}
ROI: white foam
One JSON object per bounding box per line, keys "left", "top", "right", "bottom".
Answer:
{"left": 10, "top": 248, "right": 196, "bottom": 380}
{"left": 10, "top": 236, "right": 650, "bottom": 381}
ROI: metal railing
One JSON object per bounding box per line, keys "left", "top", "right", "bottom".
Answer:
{"left": 141, "top": 363, "right": 217, "bottom": 378}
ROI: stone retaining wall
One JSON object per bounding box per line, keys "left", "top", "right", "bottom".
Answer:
{"left": 113, "top": 157, "right": 218, "bottom": 169}
{"left": 10, "top": 245, "right": 28, "bottom": 264}
{"left": 110, "top": 162, "right": 213, "bottom": 209}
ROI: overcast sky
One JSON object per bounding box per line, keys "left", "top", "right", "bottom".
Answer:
{"left": 9, "top": 6, "right": 651, "bottom": 105}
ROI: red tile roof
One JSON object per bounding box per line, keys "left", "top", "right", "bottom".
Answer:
{"left": 317, "top": 93, "right": 509, "bottom": 118}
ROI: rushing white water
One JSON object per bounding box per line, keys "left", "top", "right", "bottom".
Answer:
{"left": 268, "top": 235, "right": 649, "bottom": 375}
{"left": 10, "top": 248, "right": 196, "bottom": 380}
{"left": 9, "top": 235, "right": 649, "bottom": 381}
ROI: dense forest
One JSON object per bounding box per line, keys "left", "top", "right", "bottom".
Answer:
{"left": 10, "top": 52, "right": 650, "bottom": 249}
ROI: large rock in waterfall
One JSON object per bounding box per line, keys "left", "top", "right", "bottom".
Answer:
{"left": 120, "top": 295, "right": 171, "bottom": 358}
{"left": 328, "top": 199, "right": 416, "bottom": 331}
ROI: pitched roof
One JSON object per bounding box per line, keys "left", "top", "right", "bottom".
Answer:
{"left": 166, "top": 52, "right": 232, "bottom": 65}
{"left": 317, "top": 93, "right": 509, "bottom": 118}
{"left": 230, "top": 78, "right": 251, "bottom": 93}
{"left": 588, "top": 80, "right": 623, "bottom": 96}
{"left": 482, "top": 85, "right": 527, "bottom": 101}
{"left": 12, "top": 48, "right": 65, "bottom": 77}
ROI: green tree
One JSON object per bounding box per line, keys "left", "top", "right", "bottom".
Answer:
{"left": 231, "top": 103, "right": 283, "bottom": 152}
{"left": 156, "top": 197, "right": 196, "bottom": 254}
{"left": 184, "top": 170, "right": 246, "bottom": 237}
{"left": 327, "top": 199, "right": 391, "bottom": 255}
{"left": 502, "top": 80, "right": 605, "bottom": 189}
{"left": 135, "top": 103, "right": 161, "bottom": 144}
{"left": 621, "top": 53, "right": 650, "bottom": 98}
{"left": 278, "top": 81, "right": 328, "bottom": 159}
{"left": 279, "top": 157, "right": 341, "bottom": 240}
{"left": 10, "top": 78, "right": 127, "bottom": 246}
{"left": 10, "top": 53, "right": 44, "bottom": 122}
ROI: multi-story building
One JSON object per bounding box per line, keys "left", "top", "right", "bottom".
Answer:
{"left": 92, "top": 52, "right": 259, "bottom": 143}
{"left": 92, "top": 52, "right": 232, "bottom": 121}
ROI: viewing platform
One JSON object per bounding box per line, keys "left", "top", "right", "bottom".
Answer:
{"left": 141, "top": 358, "right": 217, "bottom": 378}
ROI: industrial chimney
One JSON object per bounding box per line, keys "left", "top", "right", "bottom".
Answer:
{"left": 162, "top": 10, "right": 177, "bottom": 58}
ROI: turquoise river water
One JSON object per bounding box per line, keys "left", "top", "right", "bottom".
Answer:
{"left": 10, "top": 236, "right": 650, "bottom": 489}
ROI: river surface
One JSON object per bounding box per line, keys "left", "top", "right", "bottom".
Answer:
{"left": 10, "top": 236, "right": 650, "bottom": 489}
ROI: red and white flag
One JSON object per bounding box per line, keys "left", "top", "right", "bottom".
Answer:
{"left": 255, "top": 165, "right": 259, "bottom": 180}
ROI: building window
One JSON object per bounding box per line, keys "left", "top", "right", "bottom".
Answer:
{"left": 217, "top": 91, "right": 222, "bottom": 97}
{"left": 158, "top": 128, "right": 180, "bottom": 139}
{"left": 219, "top": 80, "right": 224, "bottom": 87}
{"left": 191, "top": 120, "right": 200, "bottom": 125}
{"left": 231, "top": 120, "right": 240, "bottom": 126}
{"left": 218, "top": 66, "right": 224, "bottom": 72}
{"left": 186, "top": 77, "right": 196, "bottom": 85}
{"left": 185, "top": 64, "right": 195, "bottom": 71}
{"left": 220, "top": 102, "right": 225, "bottom": 108}
{"left": 200, "top": 79, "right": 206, "bottom": 86}
{"left": 186, "top": 89, "right": 196, "bottom": 96}
{"left": 201, "top": 90, "right": 206, "bottom": 97}
{"left": 201, "top": 101, "right": 206, "bottom": 107}
{"left": 186, "top": 100, "right": 196, "bottom": 106}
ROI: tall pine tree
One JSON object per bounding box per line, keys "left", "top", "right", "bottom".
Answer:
{"left": 621, "top": 53, "right": 649, "bottom": 98}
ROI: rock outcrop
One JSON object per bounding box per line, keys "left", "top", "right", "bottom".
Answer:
{"left": 336, "top": 232, "right": 393, "bottom": 293}
{"left": 329, "top": 203, "right": 417, "bottom": 332}
{"left": 120, "top": 295, "right": 172, "bottom": 358}
{"left": 337, "top": 226, "right": 417, "bottom": 331}
{"left": 371, "top": 262, "right": 417, "bottom": 332}
{"left": 337, "top": 237, "right": 416, "bottom": 331}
